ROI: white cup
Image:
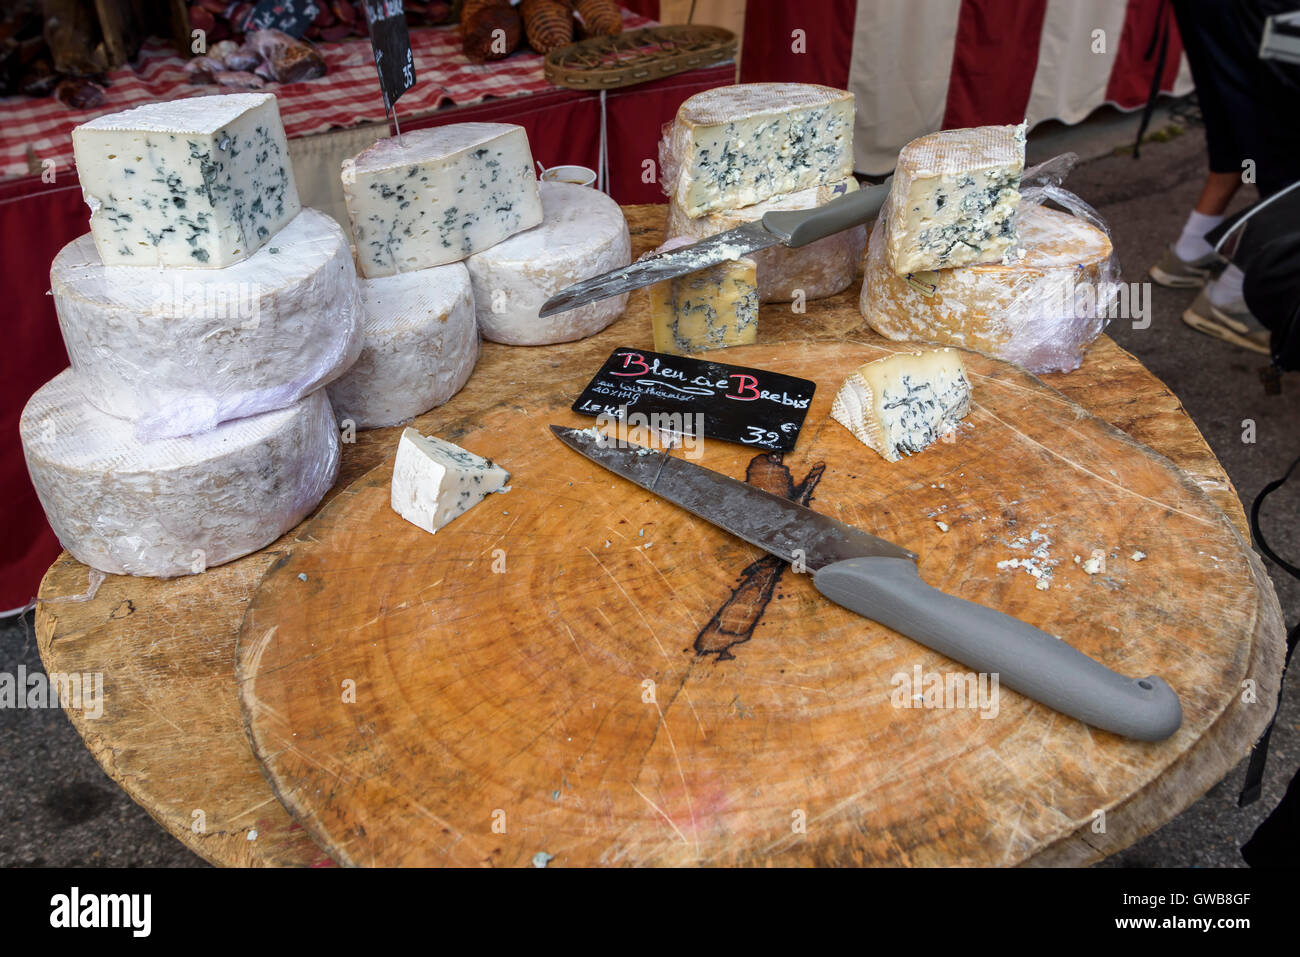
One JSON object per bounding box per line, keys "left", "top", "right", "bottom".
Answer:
{"left": 540, "top": 164, "right": 597, "bottom": 187}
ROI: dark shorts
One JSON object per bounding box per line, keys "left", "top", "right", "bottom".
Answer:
{"left": 1173, "top": 0, "right": 1300, "bottom": 196}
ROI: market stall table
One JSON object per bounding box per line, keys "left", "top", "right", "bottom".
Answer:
{"left": 34, "top": 205, "right": 1285, "bottom": 867}
{"left": 3, "top": 12, "right": 735, "bottom": 610}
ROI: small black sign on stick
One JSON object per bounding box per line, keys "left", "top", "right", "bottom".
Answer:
{"left": 244, "top": 1, "right": 321, "bottom": 38}
{"left": 360, "top": 0, "right": 417, "bottom": 124}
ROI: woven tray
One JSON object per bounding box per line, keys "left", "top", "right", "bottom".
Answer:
{"left": 544, "top": 25, "right": 737, "bottom": 90}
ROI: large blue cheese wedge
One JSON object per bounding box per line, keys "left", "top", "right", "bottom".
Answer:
{"left": 664, "top": 83, "right": 855, "bottom": 219}
{"left": 884, "top": 123, "right": 1026, "bottom": 276}
{"left": 20, "top": 375, "right": 338, "bottom": 578}
{"left": 390, "top": 429, "right": 509, "bottom": 535}
{"left": 342, "top": 123, "right": 543, "bottom": 278}
{"left": 71, "top": 93, "right": 301, "bottom": 268}
{"left": 830, "top": 349, "right": 971, "bottom": 462}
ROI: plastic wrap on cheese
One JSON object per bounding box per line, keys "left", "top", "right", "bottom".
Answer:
{"left": 20, "top": 373, "right": 339, "bottom": 578}
{"left": 50, "top": 208, "right": 364, "bottom": 441}
{"left": 664, "top": 177, "right": 865, "bottom": 303}
{"left": 861, "top": 182, "right": 1118, "bottom": 374}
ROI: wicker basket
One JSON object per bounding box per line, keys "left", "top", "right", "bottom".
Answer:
{"left": 544, "top": 25, "right": 737, "bottom": 90}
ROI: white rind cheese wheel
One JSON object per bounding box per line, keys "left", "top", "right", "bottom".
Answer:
{"left": 20, "top": 373, "right": 339, "bottom": 578}
{"left": 665, "top": 177, "right": 864, "bottom": 302}
{"left": 327, "top": 262, "right": 479, "bottom": 430}
{"left": 71, "top": 93, "right": 301, "bottom": 269}
{"left": 662, "top": 83, "right": 855, "bottom": 218}
{"left": 342, "top": 123, "right": 544, "bottom": 278}
{"left": 51, "top": 208, "right": 364, "bottom": 441}
{"left": 862, "top": 202, "right": 1114, "bottom": 374}
{"left": 466, "top": 181, "right": 630, "bottom": 345}
{"left": 884, "top": 124, "right": 1026, "bottom": 276}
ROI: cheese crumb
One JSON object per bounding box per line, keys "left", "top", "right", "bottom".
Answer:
{"left": 1131, "top": 551, "right": 1146, "bottom": 562}
{"left": 1082, "top": 557, "right": 1103, "bottom": 575}
{"left": 936, "top": 521, "right": 949, "bottom": 532}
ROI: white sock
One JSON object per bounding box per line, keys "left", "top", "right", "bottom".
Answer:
{"left": 1174, "top": 210, "right": 1225, "bottom": 262}
{"left": 1207, "top": 264, "right": 1245, "bottom": 308}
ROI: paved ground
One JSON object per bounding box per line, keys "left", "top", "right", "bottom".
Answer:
{"left": 1, "top": 101, "right": 1296, "bottom": 868}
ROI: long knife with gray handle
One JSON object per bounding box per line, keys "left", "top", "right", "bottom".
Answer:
{"left": 538, "top": 179, "right": 894, "bottom": 318}
{"left": 552, "top": 425, "right": 1183, "bottom": 742}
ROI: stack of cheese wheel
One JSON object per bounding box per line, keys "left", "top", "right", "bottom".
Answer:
{"left": 338, "top": 123, "right": 632, "bottom": 387}
{"left": 860, "top": 123, "right": 1113, "bottom": 374}
{"left": 22, "top": 93, "right": 362, "bottom": 578}
{"left": 656, "top": 83, "right": 864, "bottom": 353}
{"left": 863, "top": 204, "right": 1114, "bottom": 374}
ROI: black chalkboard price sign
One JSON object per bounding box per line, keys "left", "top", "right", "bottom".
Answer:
{"left": 243, "top": 1, "right": 321, "bottom": 37}
{"left": 360, "top": 0, "right": 416, "bottom": 114}
{"left": 572, "top": 347, "right": 817, "bottom": 453}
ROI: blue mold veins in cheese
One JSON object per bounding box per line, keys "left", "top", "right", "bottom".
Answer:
{"left": 342, "top": 123, "right": 544, "bottom": 278}
{"left": 71, "top": 93, "right": 301, "bottom": 269}
{"left": 664, "top": 83, "right": 855, "bottom": 219}
{"left": 884, "top": 123, "right": 1026, "bottom": 276}
{"left": 830, "top": 350, "right": 972, "bottom": 462}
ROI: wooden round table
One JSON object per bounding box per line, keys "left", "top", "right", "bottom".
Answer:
{"left": 35, "top": 205, "right": 1287, "bottom": 867}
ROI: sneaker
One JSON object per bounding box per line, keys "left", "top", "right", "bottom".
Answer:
{"left": 1149, "top": 245, "right": 1224, "bottom": 288}
{"left": 1181, "top": 290, "right": 1272, "bottom": 354}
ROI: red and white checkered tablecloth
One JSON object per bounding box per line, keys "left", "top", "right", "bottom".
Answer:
{"left": 1, "top": 11, "right": 654, "bottom": 180}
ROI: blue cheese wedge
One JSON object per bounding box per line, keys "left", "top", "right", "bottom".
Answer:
{"left": 830, "top": 349, "right": 971, "bottom": 462}
{"left": 342, "top": 123, "right": 543, "bottom": 278}
{"left": 390, "top": 428, "right": 510, "bottom": 535}
{"left": 885, "top": 123, "right": 1026, "bottom": 276}
{"left": 648, "top": 239, "right": 758, "bottom": 356}
{"left": 71, "top": 93, "right": 301, "bottom": 268}
{"left": 664, "top": 83, "right": 855, "bottom": 218}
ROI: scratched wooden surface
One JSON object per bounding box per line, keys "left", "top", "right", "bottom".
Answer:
{"left": 236, "top": 340, "right": 1285, "bottom": 867}
{"left": 34, "top": 205, "right": 1283, "bottom": 867}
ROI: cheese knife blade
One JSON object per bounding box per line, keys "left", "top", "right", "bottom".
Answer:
{"left": 551, "top": 425, "right": 1183, "bottom": 742}
{"left": 537, "top": 179, "right": 892, "bottom": 318}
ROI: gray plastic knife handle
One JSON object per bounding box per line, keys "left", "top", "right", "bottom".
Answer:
{"left": 762, "top": 178, "right": 893, "bottom": 247}
{"left": 812, "top": 556, "right": 1182, "bottom": 741}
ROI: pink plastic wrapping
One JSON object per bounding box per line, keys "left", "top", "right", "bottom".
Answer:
{"left": 50, "top": 208, "right": 363, "bottom": 441}
{"left": 861, "top": 154, "right": 1119, "bottom": 374}
{"left": 19, "top": 372, "right": 340, "bottom": 578}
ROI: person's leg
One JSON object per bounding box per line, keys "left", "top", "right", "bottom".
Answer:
{"left": 1194, "top": 171, "right": 1243, "bottom": 217}
{"left": 1151, "top": 0, "right": 1259, "bottom": 287}
{"left": 1171, "top": 172, "right": 1242, "bottom": 265}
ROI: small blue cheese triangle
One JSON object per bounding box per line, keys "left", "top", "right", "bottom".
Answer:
{"left": 830, "top": 349, "right": 971, "bottom": 462}
{"left": 390, "top": 428, "right": 510, "bottom": 534}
